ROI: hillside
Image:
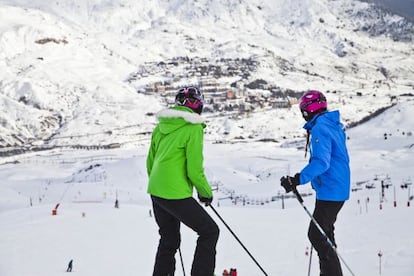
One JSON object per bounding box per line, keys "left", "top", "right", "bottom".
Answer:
{"left": 0, "top": 0, "right": 413, "bottom": 149}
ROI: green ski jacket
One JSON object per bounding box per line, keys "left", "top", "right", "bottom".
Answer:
{"left": 146, "top": 106, "right": 212, "bottom": 200}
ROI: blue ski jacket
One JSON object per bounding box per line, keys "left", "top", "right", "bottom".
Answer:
{"left": 299, "top": 110, "right": 350, "bottom": 201}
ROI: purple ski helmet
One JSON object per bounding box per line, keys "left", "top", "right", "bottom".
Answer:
{"left": 299, "top": 90, "right": 327, "bottom": 121}
{"left": 175, "top": 87, "right": 204, "bottom": 114}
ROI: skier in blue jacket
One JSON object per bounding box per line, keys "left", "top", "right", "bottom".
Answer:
{"left": 281, "top": 90, "right": 350, "bottom": 276}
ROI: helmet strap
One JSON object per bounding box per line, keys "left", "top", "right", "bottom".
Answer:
{"left": 305, "top": 130, "right": 310, "bottom": 158}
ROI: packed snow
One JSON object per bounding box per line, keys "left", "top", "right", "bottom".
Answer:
{"left": 0, "top": 101, "right": 413, "bottom": 276}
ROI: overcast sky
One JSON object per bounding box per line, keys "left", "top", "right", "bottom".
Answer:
{"left": 361, "top": 0, "right": 414, "bottom": 21}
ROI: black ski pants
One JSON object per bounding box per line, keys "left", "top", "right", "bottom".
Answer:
{"left": 308, "top": 199, "right": 344, "bottom": 276}
{"left": 151, "top": 196, "right": 219, "bottom": 276}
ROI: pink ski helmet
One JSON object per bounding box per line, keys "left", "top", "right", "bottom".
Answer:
{"left": 299, "top": 90, "right": 327, "bottom": 121}
{"left": 175, "top": 87, "right": 204, "bottom": 114}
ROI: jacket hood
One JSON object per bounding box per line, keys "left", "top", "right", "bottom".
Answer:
{"left": 156, "top": 106, "right": 205, "bottom": 134}
{"left": 303, "top": 110, "right": 342, "bottom": 130}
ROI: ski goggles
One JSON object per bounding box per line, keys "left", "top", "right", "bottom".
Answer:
{"left": 175, "top": 87, "right": 204, "bottom": 105}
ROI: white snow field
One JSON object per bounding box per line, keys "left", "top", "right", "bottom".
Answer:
{"left": 0, "top": 101, "right": 413, "bottom": 276}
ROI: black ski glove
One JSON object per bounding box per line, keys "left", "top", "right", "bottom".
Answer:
{"left": 198, "top": 193, "right": 213, "bottom": 206}
{"left": 280, "top": 173, "right": 301, "bottom": 193}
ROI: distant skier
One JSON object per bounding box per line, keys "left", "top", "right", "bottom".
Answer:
{"left": 146, "top": 87, "right": 219, "bottom": 276}
{"left": 66, "top": 259, "right": 73, "bottom": 272}
{"left": 114, "top": 199, "right": 119, "bottom": 208}
{"left": 280, "top": 90, "right": 350, "bottom": 276}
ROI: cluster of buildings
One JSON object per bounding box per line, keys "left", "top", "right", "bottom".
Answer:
{"left": 127, "top": 56, "right": 300, "bottom": 113}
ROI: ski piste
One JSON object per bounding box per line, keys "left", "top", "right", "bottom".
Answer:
{"left": 210, "top": 205, "right": 269, "bottom": 276}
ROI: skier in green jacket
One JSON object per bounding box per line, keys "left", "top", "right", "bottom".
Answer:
{"left": 147, "top": 87, "right": 219, "bottom": 276}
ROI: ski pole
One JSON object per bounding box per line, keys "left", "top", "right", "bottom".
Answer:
{"left": 209, "top": 204, "right": 269, "bottom": 276}
{"left": 307, "top": 245, "right": 313, "bottom": 276}
{"left": 178, "top": 247, "right": 186, "bottom": 276}
{"left": 290, "top": 185, "right": 355, "bottom": 276}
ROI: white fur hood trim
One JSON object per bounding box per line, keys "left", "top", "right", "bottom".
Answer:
{"left": 156, "top": 108, "right": 205, "bottom": 124}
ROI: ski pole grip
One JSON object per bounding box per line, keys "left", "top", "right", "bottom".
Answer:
{"left": 287, "top": 177, "right": 304, "bottom": 203}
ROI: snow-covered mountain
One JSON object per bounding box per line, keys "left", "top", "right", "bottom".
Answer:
{"left": 0, "top": 0, "right": 413, "bottom": 150}
{"left": 1, "top": 2, "right": 414, "bottom": 275}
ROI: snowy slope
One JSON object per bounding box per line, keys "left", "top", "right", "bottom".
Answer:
{"left": 0, "top": 0, "right": 413, "bottom": 148}
{"left": 0, "top": 97, "right": 413, "bottom": 276}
